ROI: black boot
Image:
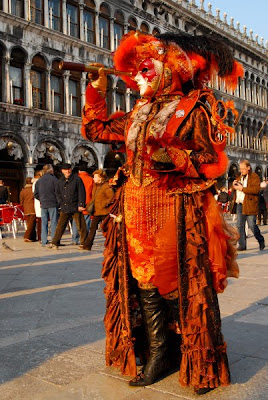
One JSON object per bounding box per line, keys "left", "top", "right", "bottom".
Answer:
{"left": 129, "top": 288, "right": 169, "bottom": 387}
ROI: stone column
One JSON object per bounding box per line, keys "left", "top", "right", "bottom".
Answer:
{"left": 24, "top": 62, "right": 32, "bottom": 108}
{"left": 47, "top": 67, "right": 52, "bottom": 111}
{"left": 241, "top": 79, "right": 246, "bottom": 100}
{"left": 25, "top": 164, "right": 36, "bottom": 178}
{"left": 79, "top": 2, "right": 85, "bottom": 41}
{"left": 63, "top": 71, "right": 70, "bottom": 114}
{"left": 126, "top": 88, "right": 131, "bottom": 113}
{"left": 110, "top": 18, "right": 115, "bottom": 51}
{"left": 4, "top": 55, "right": 11, "bottom": 103}
{"left": 44, "top": 0, "right": 49, "bottom": 28}
{"left": 25, "top": 0, "right": 30, "bottom": 21}
{"left": 95, "top": 12, "right": 100, "bottom": 47}
{"left": 62, "top": 0, "right": 67, "bottom": 35}
{"left": 81, "top": 72, "right": 87, "bottom": 109}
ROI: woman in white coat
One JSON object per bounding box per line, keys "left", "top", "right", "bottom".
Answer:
{"left": 32, "top": 170, "right": 43, "bottom": 243}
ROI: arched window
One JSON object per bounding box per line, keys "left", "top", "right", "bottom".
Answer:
{"left": 116, "top": 80, "right": 126, "bottom": 111}
{"left": 67, "top": 1, "right": 79, "bottom": 38}
{"left": 51, "top": 59, "right": 64, "bottom": 113}
{"left": 10, "top": 0, "right": 24, "bottom": 17}
{"left": 10, "top": 47, "right": 26, "bottom": 106}
{"left": 114, "top": 11, "right": 124, "bottom": 49}
{"left": 48, "top": 0, "right": 62, "bottom": 31}
{"left": 128, "top": 16, "right": 137, "bottom": 32}
{"left": 152, "top": 27, "right": 160, "bottom": 36}
{"left": 99, "top": 3, "right": 110, "bottom": 49}
{"left": 84, "top": 0, "right": 95, "bottom": 44}
{"left": 69, "top": 71, "right": 81, "bottom": 117}
{"left": 140, "top": 22, "right": 149, "bottom": 34}
{"left": 30, "top": 0, "right": 44, "bottom": 25}
{"left": 31, "top": 54, "right": 47, "bottom": 110}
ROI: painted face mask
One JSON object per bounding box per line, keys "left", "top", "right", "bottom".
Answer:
{"left": 134, "top": 58, "right": 163, "bottom": 97}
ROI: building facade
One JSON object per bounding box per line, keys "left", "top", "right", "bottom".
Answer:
{"left": 0, "top": 0, "right": 267, "bottom": 201}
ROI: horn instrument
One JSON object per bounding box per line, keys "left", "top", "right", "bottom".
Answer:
{"left": 58, "top": 61, "right": 132, "bottom": 77}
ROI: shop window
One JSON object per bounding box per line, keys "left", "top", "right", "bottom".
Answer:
{"left": 99, "top": 3, "right": 110, "bottom": 49}
{"left": 67, "top": 2, "right": 79, "bottom": 38}
{"left": 116, "top": 80, "right": 126, "bottom": 112}
{"left": 48, "top": 0, "right": 61, "bottom": 31}
{"left": 30, "top": 0, "right": 44, "bottom": 25}
{"left": 128, "top": 16, "right": 137, "bottom": 32}
{"left": 69, "top": 71, "right": 80, "bottom": 116}
{"left": 10, "top": 0, "right": 24, "bottom": 17}
{"left": 51, "top": 60, "right": 63, "bottom": 113}
{"left": 84, "top": 1, "right": 95, "bottom": 44}
{"left": 10, "top": 47, "right": 25, "bottom": 106}
{"left": 31, "top": 54, "right": 46, "bottom": 110}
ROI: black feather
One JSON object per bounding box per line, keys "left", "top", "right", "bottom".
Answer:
{"left": 157, "top": 33, "right": 234, "bottom": 76}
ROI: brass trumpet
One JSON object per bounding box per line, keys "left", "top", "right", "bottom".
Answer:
{"left": 58, "top": 61, "right": 132, "bottom": 77}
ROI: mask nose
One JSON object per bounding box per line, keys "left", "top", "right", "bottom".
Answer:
{"left": 134, "top": 72, "right": 142, "bottom": 83}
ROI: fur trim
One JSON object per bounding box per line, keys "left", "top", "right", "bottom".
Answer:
{"left": 199, "top": 149, "right": 229, "bottom": 179}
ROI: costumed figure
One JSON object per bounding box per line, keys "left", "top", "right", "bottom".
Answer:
{"left": 81, "top": 32, "right": 243, "bottom": 395}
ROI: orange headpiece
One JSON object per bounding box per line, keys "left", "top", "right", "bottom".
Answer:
{"left": 113, "top": 31, "right": 244, "bottom": 93}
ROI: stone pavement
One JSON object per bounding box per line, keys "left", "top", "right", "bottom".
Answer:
{"left": 0, "top": 222, "right": 267, "bottom": 400}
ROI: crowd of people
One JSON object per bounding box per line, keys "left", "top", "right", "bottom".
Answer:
{"left": 16, "top": 164, "right": 115, "bottom": 249}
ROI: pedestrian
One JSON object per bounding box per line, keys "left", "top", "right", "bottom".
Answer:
{"left": 51, "top": 163, "right": 87, "bottom": 249}
{"left": 81, "top": 32, "right": 242, "bottom": 394}
{"left": 20, "top": 177, "right": 36, "bottom": 242}
{"left": 233, "top": 160, "right": 265, "bottom": 251}
{"left": 32, "top": 170, "right": 43, "bottom": 243}
{"left": 257, "top": 181, "right": 267, "bottom": 225}
{"left": 34, "top": 164, "right": 59, "bottom": 247}
{"left": 72, "top": 167, "right": 94, "bottom": 245}
{"left": 217, "top": 187, "right": 229, "bottom": 213}
{"left": 0, "top": 180, "right": 9, "bottom": 204}
{"left": 264, "top": 178, "right": 268, "bottom": 211}
{"left": 80, "top": 169, "right": 114, "bottom": 251}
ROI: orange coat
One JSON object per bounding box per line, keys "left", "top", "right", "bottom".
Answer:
{"left": 78, "top": 171, "right": 94, "bottom": 215}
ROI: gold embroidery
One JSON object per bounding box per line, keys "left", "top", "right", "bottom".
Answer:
{"left": 128, "top": 233, "right": 144, "bottom": 254}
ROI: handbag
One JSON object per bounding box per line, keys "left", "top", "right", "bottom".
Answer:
{"left": 86, "top": 201, "right": 95, "bottom": 215}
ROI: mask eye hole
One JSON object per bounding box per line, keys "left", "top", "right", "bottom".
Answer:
{"left": 141, "top": 67, "right": 148, "bottom": 73}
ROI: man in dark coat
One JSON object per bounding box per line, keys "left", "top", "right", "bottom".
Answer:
{"left": 233, "top": 160, "right": 265, "bottom": 251}
{"left": 51, "top": 163, "right": 87, "bottom": 249}
{"left": 34, "top": 164, "right": 59, "bottom": 246}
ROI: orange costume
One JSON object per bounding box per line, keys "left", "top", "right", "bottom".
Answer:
{"left": 82, "top": 32, "right": 242, "bottom": 394}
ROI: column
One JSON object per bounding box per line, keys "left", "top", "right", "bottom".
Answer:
{"left": 81, "top": 72, "right": 87, "bottom": 109}
{"left": 24, "top": 62, "right": 32, "bottom": 108}
{"left": 25, "top": 164, "right": 36, "bottom": 177}
{"left": 63, "top": 71, "right": 70, "bottom": 114}
{"left": 47, "top": 67, "right": 52, "bottom": 111}
{"left": 241, "top": 79, "right": 246, "bottom": 100}
{"left": 110, "top": 18, "right": 115, "bottom": 52}
{"left": 4, "top": 55, "right": 11, "bottom": 103}
{"left": 44, "top": 0, "right": 49, "bottom": 28}
{"left": 62, "top": 0, "right": 67, "bottom": 35}
{"left": 79, "top": 2, "right": 84, "bottom": 41}
{"left": 95, "top": 12, "right": 100, "bottom": 47}
{"left": 112, "top": 83, "right": 116, "bottom": 113}
{"left": 124, "top": 23, "right": 128, "bottom": 35}
{"left": 3, "top": 0, "right": 8, "bottom": 12}
{"left": 25, "top": 0, "right": 30, "bottom": 21}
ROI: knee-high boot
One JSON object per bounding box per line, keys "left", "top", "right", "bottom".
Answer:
{"left": 129, "top": 288, "right": 169, "bottom": 387}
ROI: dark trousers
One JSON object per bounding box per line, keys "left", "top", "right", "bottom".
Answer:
{"left": 237, "top": 204, "right": 264, "bottom": 249}
{"left": 52, "top": 211, "right": 87, "bottom": 246}
{"left": 24, "top": 214, "right": 36, "bottom": 241}
{"left": 36, "top": 217, "right": 41, "bottom": 241}
{"left": 83, "top": 215, "right": 106, "bottom": 250}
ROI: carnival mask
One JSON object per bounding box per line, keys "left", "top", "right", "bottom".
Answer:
{"left": 134, "top": 58, "right": 163, "bottom": 97}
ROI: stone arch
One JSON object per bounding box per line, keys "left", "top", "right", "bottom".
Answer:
{"left": 0, "top": 132, "right": 28, "bottom": 161}
{"left": 71, "top": 143, "right": 98, "bottom": 173}
{"left": 33, "top": 138, "right": 66, "bottom": 167}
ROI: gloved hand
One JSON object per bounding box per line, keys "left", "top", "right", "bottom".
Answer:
{"left": 88, "top": 63, "right": 107, "bottom": 98}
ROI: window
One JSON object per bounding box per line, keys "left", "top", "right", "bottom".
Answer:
{"left": 69, "top": 72, "right": 80, "bottom": 116}
{"left": 30, "top": 0, "right": 44, "bottom": 25}
{"left": 48, "top": 0, "right": 61, "bottom": 31}
{"left": 116, "top": 80, "right": 126, "bottom": 112}
{"left": 84, "top": 0, "right": 95, "bottom": 44}
{"left": 114, "top": 11, "right": 124, "bottom": 49}
{"left": 128, "top": 17, "right": 137, "bottom": 32}
{"left": 140, "top": 22, "right": 149, "bottom": 34}
{"left": 152, "top": 27, "right": 160, "bottom": 36}
{"left": 31, "top": 54, "right": 46, "bottom": 110}
{"left": 10, "top": 48, "right": 25, "bottom": 106}
{"left": 67, "top": 2, "right": 79, "bottom": 38}
{"left": 99, "top": 3, "right": 110, "bottom": 49}
{"left": 10, "top": 0, "right": 24, "bottom": 17}
{"left": 0, "top": 44, "right": 5, "bottom": 102}
{"left": 51, "top": 60, "right": 63, "bottom": 113}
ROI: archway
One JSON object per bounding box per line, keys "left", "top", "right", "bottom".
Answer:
{"left": 72, "top": 145, "right": 98, "bottom": 175}
{"left": 33, "top": 140, "right": 65, "bottom": 179}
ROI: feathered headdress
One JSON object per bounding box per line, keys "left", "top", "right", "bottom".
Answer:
{"left": 113, "top": 31, "right": 244, "bottom": 92}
